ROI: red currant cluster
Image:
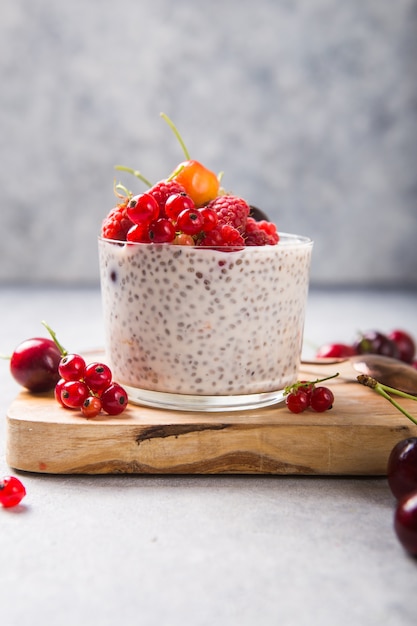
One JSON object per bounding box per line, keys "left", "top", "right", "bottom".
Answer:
{"left": 55, "top": 354, "right": 128, "bottom": 418}
{"left": 0, "top": 476, "right": 26, "bottom": 508}
{"left": 284, "top": 374, "right": 337, "bottom": 414}
{"left": 126, "top": 191, "right": 220, "bottom": 245}
{"left": 316, "top": 328, "right": 416, "bottom": 366}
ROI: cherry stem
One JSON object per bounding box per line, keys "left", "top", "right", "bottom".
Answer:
{"left": 357, "top": 374, "right": 417, "bottom": 426}
{"left": 41, "top": 321, "right": 68, "bottom": 357}
{"left": 160, "top": 112, "right": 191, "bottom": 160}
{"left": 114, "top": 165, "right": 152, "bottom": 188}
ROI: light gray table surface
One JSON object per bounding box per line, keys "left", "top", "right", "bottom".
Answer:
{"left": 0, "top": 286, "right": 416, "bottom": 626}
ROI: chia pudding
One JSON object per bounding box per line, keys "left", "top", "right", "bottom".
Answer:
{"left": 98, "top": 234, "right": 312, "bottom": 411}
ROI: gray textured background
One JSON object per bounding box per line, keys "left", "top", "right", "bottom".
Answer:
{"left": 1, "top": 0, "right": 416, "bottom": 287}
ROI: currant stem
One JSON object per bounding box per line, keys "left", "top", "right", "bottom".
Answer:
{"left": 41, "top": 321, "right": 68, "bottom": 357}
{"left": 113, "top": 180, "right": 132, "bottom": 200}
{"left": 114, "top": 165, "right": 152, "bottom": 188}
{"left": 284, "top": 372, "right": 339, "bottom": 395}
{"left": 357, "top": 374, "right": 417, "bottom": 426}
{"left": 160, "top": 112, "right": 191, "bottom": 161}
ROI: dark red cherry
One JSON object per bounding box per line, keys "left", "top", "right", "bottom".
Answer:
{"left": 394, "top": 490, "right": 417, "bottom": 557}
{"left": 387, "top": 438, "right": 417, "bottom": 500}
{"left": 10, "top": 337, "right": 62, "bottom": 392}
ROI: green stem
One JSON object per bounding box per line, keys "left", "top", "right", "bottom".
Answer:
{"left": 114, "top": 165, "right": 152, "bottom": 188}
{"left": 160, "top": 112, "right": 190, "bottom": 160}
{"left": 41, "top": 321, "right": 67, "bottom": 356}
{"left": 285, "top": 372, "right": 339, "bottom": 395}
{"left": 357, "top": 374, "right": 417, "bottom": 426}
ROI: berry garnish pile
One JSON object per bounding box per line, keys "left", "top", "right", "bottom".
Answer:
{"left": 284, "top": 373, "right": 338, "bottom": 414}
{"left": 101, "top": 113, "right": 279, "bottom": 248}
{"left": 316, "top": 328, "right": 416, "bottom": 366}
{"left": 5, "top": 322, "right": 128, "bottom": 418}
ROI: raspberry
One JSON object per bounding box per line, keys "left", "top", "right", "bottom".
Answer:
{"left": 244, "top": 217, "right": 279, "bottom": 246}
{"left": 101, "top": 199, "right": 133, "bottom": 241}
{"left": 206, "top": 195, "right": 250, "bottom": 234}
{"left": 199, "top": 224, "right": 245, "bottom": 248}
{"left": 148, "top": 179, "right": 186, "bottom": 216}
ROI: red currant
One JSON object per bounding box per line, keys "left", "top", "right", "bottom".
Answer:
{"left": 126, "top": 223, "right": 151, "bottom": 243}
{"left": 176, "top": 208, "right": 205, "bottom": 235}
{"left": 81, "top": 395, "right": 103, "bottom": 418}
{"left": 84, "top": 362, "right": 112, "bottom": 393}
{"left": 165, "top": 192, "right": 195, "bottom": 220}
{"left": 0, "top": 476, "right": 26, "bottom": 508}
{"left": 55, "top": 378, "right": 67, "bottom": 407}
{"left": 101, "top": 383, "right": 128, "bottom": 415}
{"left": 173, "top": 233, "right": 195, "bottom": 246}
{"left": 60, "top": 380, "right": 90, "bottom": 409}
{"left": 58, "top": 353, "right": 86, "bottom": 381}
{"left": 148, "top": 218, "right": 176, "bottom": 243}
{"left": 199, "top": 207, "right": 218, "bottom": 232}
{"left": 286, "top": 389, "right": 309, "bottom": 413}
{"left": 310, "top": 386, "right": 334, "bottom": 412}
{"left": 127, "top": 193, "right": 159, "bottom": 225}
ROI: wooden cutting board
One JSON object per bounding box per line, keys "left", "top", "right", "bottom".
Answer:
{"left": 6, "top": 361, "right": 417, "bottom": 475}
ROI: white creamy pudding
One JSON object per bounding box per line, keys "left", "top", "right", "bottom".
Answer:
{"left": 98, "top": 234, "right": 312, "bottom": 411}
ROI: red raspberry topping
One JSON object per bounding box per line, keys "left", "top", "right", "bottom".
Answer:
{"left": 198, "top": 224, "right": 245, "bottom": 248}
{"left": 244, "top": 217, "right": 279, "bottom": 245}
{"left": 148, "top": 179, "right": 186, "bottom": 215}
{"left": 101, "top": 199, "right": 134, "bottom": 241}
{"left": 206, "top": 195, "right": 250, "bottom": 234}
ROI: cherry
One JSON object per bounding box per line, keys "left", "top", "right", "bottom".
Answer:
{"left": 9, "top": 337, "right": 62, "bottom": 392}
{"left": 171, "top": 160, "right": 220, "bottom": 207}
{"left": 101, "top": 383, "right": 129, "bottom": 415}
{"left": 310, "top": 386, "right": 334, "bottom": 412}
{"left": 316, "top": 343, "right": 357, "bottom": 358}
{"left": 161, "top": 113, "right": 220, "bottom": 206}
{"left": 387, "top": 438, "right": 417, "bottom": 500}
{"left": 388, "top": 330, "right": 415, "bottom": 364}
{"left": 394, "top": 491, "right": 417, "bottom": 557}
{"left": 0, "top": 476, "right": 26, "bottom": 508}
{"left": 354, "top": 331, "right": 399, "bottom": 359}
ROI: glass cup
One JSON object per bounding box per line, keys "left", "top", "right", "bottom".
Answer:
{"left": 98, "top": 234, "right": 313, "bottom": 412}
